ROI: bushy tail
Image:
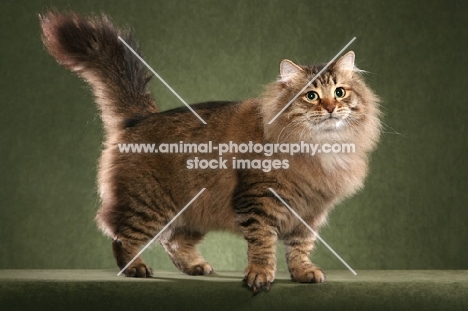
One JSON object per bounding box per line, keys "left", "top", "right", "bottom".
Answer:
{"left": 40, "top": 11, "right": 157, "bottom": 133}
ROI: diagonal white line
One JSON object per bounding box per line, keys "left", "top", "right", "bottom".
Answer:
{"left": 117, "top": 188, "right": 206, "bottom": 276}
{"left": 118, "top": 36, "right": 207, "bottom": 125}
{"left": 268, "top": 188, "right": 357, "bottom": 275}
{"left": 267, "top": 37, "right": 356, "bottom": 124}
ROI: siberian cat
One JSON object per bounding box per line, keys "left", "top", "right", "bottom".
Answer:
{"left": 40, "top": 12, "right": 381, "bottom": 293}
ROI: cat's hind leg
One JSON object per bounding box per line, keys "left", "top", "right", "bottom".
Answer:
{"left": 109, "top": 207, "right": 165, "bottom": 277}
{"left": 112, "top": 238, "right": 153, "bottom": 277}
{"left": 98, "top": 193, "right": 177, "bottom": 278}
{"left": 160, "top": 229, "right": 214, "bottom": 275}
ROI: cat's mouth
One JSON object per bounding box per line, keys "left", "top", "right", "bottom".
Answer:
{"left": 319, "top": 115, "right": 346, "bottom": 130}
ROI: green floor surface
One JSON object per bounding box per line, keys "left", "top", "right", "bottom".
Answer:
{"left": 1, "top": 270, "right": 467, "bottom": 310}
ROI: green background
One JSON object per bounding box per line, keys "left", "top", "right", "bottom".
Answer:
{"left": 1, "top": 0, "right": 467, "bottom": 273}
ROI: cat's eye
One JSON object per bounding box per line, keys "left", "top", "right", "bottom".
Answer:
{"left": 304, "top": 91, "right": 319, "bottom": 102}
{"left": 335, "top": 87, "right": 346, "bottom": 98}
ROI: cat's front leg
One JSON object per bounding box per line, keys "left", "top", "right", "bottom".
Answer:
{"left": 241, "top": 224, "right": 277, "bottom": 293}
{"left": 283, "top": 232, "right": 325, "bottom": 283}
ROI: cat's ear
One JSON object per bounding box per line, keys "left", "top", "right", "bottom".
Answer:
{"left": 334, "top": 51, "right": 355, "bottom": 77}
{"left": 279, "top": 59, "right": 304, "bottom": 82}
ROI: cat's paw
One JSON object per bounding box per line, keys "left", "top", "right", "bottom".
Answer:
{"left": 122, "top": 263, "right": 153, "bottom": 278}
{"left": 243, "top": 264, "right": 275, "bottom": 294}
{"left": 185, "top": 262, "right": 214, "bottom": 276}
{"left": 289, "top": 265, "right": 325, "bottom": 283}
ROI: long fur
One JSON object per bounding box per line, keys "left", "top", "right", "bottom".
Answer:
{"left": 40, "top": 11, "right": 157, "bottom": 133}
{"left": 41, "top": 12, "right": 381, "bottom": 293}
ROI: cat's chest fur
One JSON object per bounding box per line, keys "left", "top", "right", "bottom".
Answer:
{"left": 318, "top": 152, "right": 367, "bottom": 197}
{"left": 286, "top": 151, "right": 367, "bottom": 208}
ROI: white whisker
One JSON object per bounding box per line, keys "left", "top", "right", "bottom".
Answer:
{"left": 358, "top": 112, "right": 406, "bottom": 137}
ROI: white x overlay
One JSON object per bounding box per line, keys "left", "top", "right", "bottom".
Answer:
{"left": 116, "top": 35, "right": 357, "bottom": 277}
{"left": 267, "top": 37, "right": 356, "bottom": 124}
{"left": 117, "top": 188, "right": 206, "bottom": 276}
{"left": 269, "top": 188, "right": 357, "bottom": 275}
{"left": 118, "top": 36, "right": 207, "bottom": 124}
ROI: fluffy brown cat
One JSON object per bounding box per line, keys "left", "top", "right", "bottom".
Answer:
{"left": 40, "top": 12, "right": 381, "bottom": 293}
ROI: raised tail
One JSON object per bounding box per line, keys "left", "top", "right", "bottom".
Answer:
{"left": 40, "top": 11, "right": 158, "bottom": 133}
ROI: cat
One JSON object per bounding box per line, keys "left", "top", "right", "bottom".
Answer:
{"left": 40, "top": 11, "right": 381, "bottom": 293}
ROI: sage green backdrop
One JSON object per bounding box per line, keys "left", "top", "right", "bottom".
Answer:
{"left": 1, "top": 0, "right": 467, "bottom": 273}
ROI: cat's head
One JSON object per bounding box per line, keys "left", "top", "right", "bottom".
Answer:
{"left": 262, "top": 51, "right": 381, "bottom": 151}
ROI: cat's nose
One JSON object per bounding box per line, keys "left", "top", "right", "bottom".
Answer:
{"left": 325, "top": 105, "right": 335, "bottom": 113}
{"left": 321, "top": 98, "right": 336, "bottom": 113}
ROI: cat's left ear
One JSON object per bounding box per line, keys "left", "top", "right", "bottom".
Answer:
{"left": 279, "top": 59, "right": 304, "bottom": 82}
{"left": 334, "top": 51, "right": 355, "bottom": 77}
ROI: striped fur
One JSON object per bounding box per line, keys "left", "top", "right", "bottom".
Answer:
{"left": 40, "top": 12, "right": 381, "bottom": 293}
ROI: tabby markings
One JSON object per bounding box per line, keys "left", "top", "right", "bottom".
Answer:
{"left": 268, "top": 188, "right": 357, "bottom": 276}
{"left": 117, "top": 188, "right": 206, "bottom": 276}
{"left": 267, "top": 37, "right": 356, "bottom": 124}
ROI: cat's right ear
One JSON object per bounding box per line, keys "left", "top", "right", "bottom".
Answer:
{"left": 279, "top": 59, "right": 303, "bottom": 83}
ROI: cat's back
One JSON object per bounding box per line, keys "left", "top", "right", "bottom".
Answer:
{"left": 115, "top": 99, "right": 263, "bottom": 143}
